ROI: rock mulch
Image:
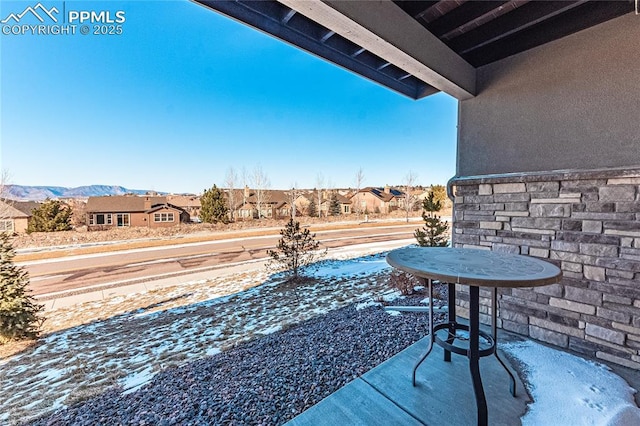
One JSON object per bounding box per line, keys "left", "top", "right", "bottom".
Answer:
{"left": 2, "top": 249, "right": 444, "bottom": 425}
{"left": 27, "top": 296, "right": 444, "bottom": 426}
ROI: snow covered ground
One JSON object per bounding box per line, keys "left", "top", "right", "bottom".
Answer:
{"left": 504, "top": 341, "right": 640, "bottom": 426}
{"left": 1, "top": 240, "right": 639, "bottom": 425}
{"left": 0, "top": 241, "right": 408, "bottom": 423}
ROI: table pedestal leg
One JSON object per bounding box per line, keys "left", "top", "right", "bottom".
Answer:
{"left": 444, "top": 282, "right": 456, "bottom": 362}
{"left": 492, "top": 287, "right": 517, "bottom": 397}
{"left": 469, "top": 286, "right": 488, "bottom": 426}
{"left": 412, "top": 278, "right": 434, "bottom": 387}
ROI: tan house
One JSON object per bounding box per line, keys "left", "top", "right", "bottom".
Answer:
{"left": 352, "top": 186, "right": 405, "bottom": 214}
{"left": 86, "top": 195, "right": 190, "bottom": 230}
{"left": 227, "top": 187, "right": 291, "bottom": 220}
{"left": 0, "top": 200, "right": 40, "bottom": 233}
{"left": 166, "top": 195, "right": 202, "bottom": 221}
{"left": 326, "top": 192, "right": 352, "bottom": 216}
{"left": 296, "top": 190, "right": 351, "bottom": 217}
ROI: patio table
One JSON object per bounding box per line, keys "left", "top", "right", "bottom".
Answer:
{"left": 386, "top": 247, "right": 562, "bottom": 426}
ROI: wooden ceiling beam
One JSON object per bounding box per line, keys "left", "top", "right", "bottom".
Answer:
{"left": 427, "top": 0, "right": 510, "bottom": 37}
{"left": 462, "top": 0, "right": 634, "bottom": 66}
{"left": 448, "top": 1, "right": 585, "bottom": 55}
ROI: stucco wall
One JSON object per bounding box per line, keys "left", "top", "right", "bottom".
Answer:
{"left": 457, "top": 13, "right": 640, "bottom": 177}
{"left": 14, "top": 218, "right": 28, "bottom": 233}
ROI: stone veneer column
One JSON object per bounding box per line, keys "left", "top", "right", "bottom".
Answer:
{"left": 449, "top": 168, "right": 640, "bottom": 370}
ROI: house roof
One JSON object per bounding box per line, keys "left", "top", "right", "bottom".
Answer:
{"left": 12, "top": 200, "right": 40, "bottom": 216}
{"left": 359, "top": 187, "right": 405, "bottom": 202}
{"left": 195, "top": 1, "right": 634, "bottom": 100}
{"left": 166, "top": 195, "right": 201, "bottom": 208}
{"left": 226, "top": 188, "right": 290, "bottom": 210}
{"left": 335, "top": 193, "right": 351, "bottom": 204}
{"left": 86, "top": 196, "right": 167, "bottom": 213}
{"left": 146, "top": 203, "right": 188, "bottom": 214}
{"left": 298, "top": 190, "right": 353, "bottom": 204}
{"left": 0, "top": 199, "right": 38, "bottom": 219}
{"left": 321, "top": 192, "right": 352, "bottom": 205}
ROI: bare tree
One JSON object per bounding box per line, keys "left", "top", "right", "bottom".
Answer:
{"left": 353, "top": 167, "right": 365, "bottom": 219}
{"left": 0, "top": 170, "right": 12, "bottom": 219}
{"left": 402, "top": 170, "right": 418, "bottom": 223}
{"left": 67, "top": 199, "right": 87, "bottom": 229}
{"left": 315, "top": 173, "right": 324, "bottom": 218}
{"left": 252, "top": 165, "right": 271, "bottom": 219}
{"left": 225, "top": 167, "right": 238, "bottom": 222}
{"left": 286, "top": 183, "right": 302, "bottom": 220}
{"left": 0, "top": 170, "right": 16, "bottom": 232}
{"left": 240, "top": 166, "right": 249, "bottom": 219}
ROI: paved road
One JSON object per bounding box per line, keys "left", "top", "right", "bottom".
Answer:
{"left": 23, "top": 224, "right": 418, "bottom": 296}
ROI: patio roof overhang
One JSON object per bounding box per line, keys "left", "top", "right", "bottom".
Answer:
{"left": 193, "top": 0, "right": 634, "bottom": 100}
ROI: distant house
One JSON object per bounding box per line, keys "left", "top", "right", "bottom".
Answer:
{"left": 333, "top": 192, "right": 352, "bottom": 215}
{"left": 295, "top": 190, "right": 351, "bottom": 216}
{"left": 85, "top": 195, "right": 190, "bottom": 230}
{"left": 0, "top": 199, "right": 40, "bottom": 233}
{"left": 166, "top": 195, "right": 202, "bottom": 222}
{"left": 293, "top": 192, "right": 314, "bottom": 216}
{"left": 352, "top": 186, "right": 405, "bottom": 214}
{"left": 227, "top": 187, "right": 291, "bottom": 220}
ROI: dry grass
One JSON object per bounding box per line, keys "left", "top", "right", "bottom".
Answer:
{"left": 13, "top": 215, "right": 427, "bottom": 262}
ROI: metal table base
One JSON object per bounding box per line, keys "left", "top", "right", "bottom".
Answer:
{"left": 413, "top": 279, "right": 517, "bottom": 426}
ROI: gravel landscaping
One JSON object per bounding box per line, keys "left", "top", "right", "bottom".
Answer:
{"left": 26, "top": 295, "right": 444, "bottom": 425}
{"left": 1, "top": 245, "right": 442, "bottom": 425}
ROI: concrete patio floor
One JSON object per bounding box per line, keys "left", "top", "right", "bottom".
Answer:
{"left": 286, "top": 334, "right": 531, "bottom": 426}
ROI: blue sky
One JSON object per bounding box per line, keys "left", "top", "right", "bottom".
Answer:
{"left": 1, "top": 0, "right": 457, "bottom": 194}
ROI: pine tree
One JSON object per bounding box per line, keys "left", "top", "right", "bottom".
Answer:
{"left": 0, "top": 233, "right": 44, "bottom": 343}
{"left": 267, "top": 219, "right": 322, "bottom": 280}
{"left": 200, "top": 184, "right": 229, "bottom": 224}
{"left": 414, "top": 191, "right": 449, "bottom": 247}
{"left": 329, "top": 193, "right": 341, "bottom": 216}
{"left": 27, "top": 199, "right": 72, "bottom": 233}
{"left": 307, "top": 198, "right": 317, "bottom": 218}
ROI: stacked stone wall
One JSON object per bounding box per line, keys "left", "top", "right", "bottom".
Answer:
{"left": 450, "top": 168, "right": 640, "bottom": 369}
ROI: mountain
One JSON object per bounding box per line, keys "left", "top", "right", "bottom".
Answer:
{"left": 4, "top": 185, "right": 160, "bottom": 201}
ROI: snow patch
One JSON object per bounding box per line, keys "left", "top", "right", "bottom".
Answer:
{"left": 310, "top": 258, "right": 390, "bottom": 279}
{"left": 355, "top": 300, "right": 379, "bottom": 310}
{"left": 257, "top": 325, "right": 282, "bottom": 335}
{"left": 119, "top": 366, "right": 156, "bottom": 395}
{"left": 379, "top": 291, "right": 402, "bottom": 302}
{"left": 503, "top": 340, "right": 640, "bottom": 426}
{"left": 206, "top": 347, "right": 221, "bottom": 357}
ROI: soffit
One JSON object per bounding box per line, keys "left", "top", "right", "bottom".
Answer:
{"left": 194, "top": 1, "right": 634, "bottom": 99}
